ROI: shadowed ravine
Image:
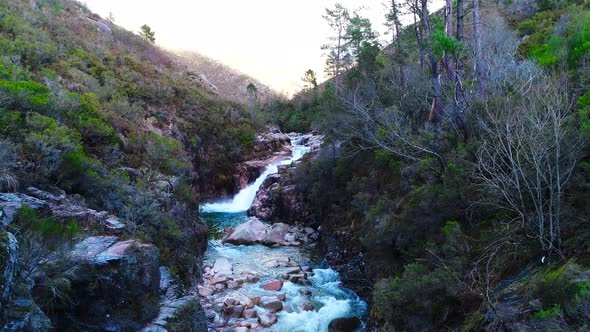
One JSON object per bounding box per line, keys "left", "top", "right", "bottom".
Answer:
{"left": 198, "top": 135, "right": 366, "bottom": 331}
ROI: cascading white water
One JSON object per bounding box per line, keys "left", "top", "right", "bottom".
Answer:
{"left": 201, "top": 135, "right": 310, "bottom": 213}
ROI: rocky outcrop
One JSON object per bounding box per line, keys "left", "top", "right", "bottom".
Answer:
{"left": 221, "top": 218, "right": 318, "bottom": 246}
{"left": 0, "top": 231, "right": 17, "bottom": 308}
{"left": 232, "top": 130, "right": 292, "bottom": 192}
{"left": 247, "top": 165, "right": 310, "bottom": 224}
{"left": 142, "top": 296, "right": 207, "bottom": 332}
{"left": 64, "top": 236, "right": 161, "bottom": 331}
{"left": 0, "top": 187, "right": 126, "bottom": 233}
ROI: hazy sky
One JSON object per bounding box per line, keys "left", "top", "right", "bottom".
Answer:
{"left": 82, "top": 1, "right": 432, "bottom": 94}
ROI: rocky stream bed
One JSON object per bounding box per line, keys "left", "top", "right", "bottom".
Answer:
{"left": 198, "top": 134, "right": 366, "bottom": 332}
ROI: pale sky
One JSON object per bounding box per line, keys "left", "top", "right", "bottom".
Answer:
{"left": 82, "top": 1, "right": 439, "bottom": 94}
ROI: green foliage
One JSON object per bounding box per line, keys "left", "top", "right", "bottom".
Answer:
{"left": 443, "top": 221, "right": 460, "bottom": 237}
{"left": 579, "top": 90, "right": 590, "bottom": 132}
{"left": 534, "top": 263, "right": 581, "bottom": 308}
{"left": 0, "top": 110, "right": 23, "bottom": 136}
{"left": 534, "top": 304, "right": 562, "bottom": 319}
{"left": 14, "top": 205, "right": 80, "bottom": 240}
{"left": 373, "top": 263, "right": 456, "bottom": 328}
{"left": 139, "top": 24, "right": 156, "bottom": 43}
{"left": 577, "top": 281, "right": 590, "bottom": 297}
{"left": 430, "top": 17, "right": 461, "bottom": 59}
{"left": 519, "top": 5, "right": 590, "bottom": 68}
{"left": 127, "top": 133, "right": 188, "bottom": 176}
{"left": 0, "top": 80, "right": 49, "bottom": 110}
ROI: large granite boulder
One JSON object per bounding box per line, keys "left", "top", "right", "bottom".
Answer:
{"left": 248, "top": 166, "right": 309, "bottom": 224}
{"left": 222, "top": 218, "right": 268, "bottom": 245}
{"left": 64, "top": 236, "right": 161, "bottom": 331}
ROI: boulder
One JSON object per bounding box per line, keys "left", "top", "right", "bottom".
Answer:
{"left": 67, "top": 236, "right": 161, "bottom": 330}
{"left": 260, "top": 297, "right": 283, "bottom": 313}
{"left": 258, "top": 312, "right": 278, "bottom": 328}
{"left": 261, "top": 279, "right": 283, "bottom": 291}
{"left": 263, "top": 223, "right": 291, "bottom": 245}
{"left": 247, "top": 166, "right": 310, "bottom": 225}
{"left": 242, "top": 309, "right": 257, "bottom": 319}
{"left": 328, "top": 317, "right": 362, "bottom": 332}
{"left": 222, "top": 218, "right": 269, "bottom": 245}
{"left": 198, "top": 287, "right": 214, "bottom": 298}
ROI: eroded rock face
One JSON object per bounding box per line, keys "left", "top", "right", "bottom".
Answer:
{"left": 66, "top": 236, "right": 161, "bottom": 331}
{"left": 0, "top": 187, "right": 126, "bottom": 233}
{"left": 247, "top": 165, "right": 309, "bottom": 225}
{"left": 232, "top": 132, "right": 292, "bottom": 192}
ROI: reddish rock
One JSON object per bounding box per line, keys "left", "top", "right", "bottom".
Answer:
{"left": 298, "top": 301, "right": 314, "bottom": 311}
{"left": 261, "top": 279, "right": 283, "bottom": 291}
{"left": 242, "top": 309, "right": 258, "bottom": 319}
{"left": 258, "top": 313, "right": 278, "bottom": 327}
{"left": 198, "top": 287, "right": 214, "bottom": 297}
{"left": 261, "top": 297, "right": 283, "bottom": 313}
{"left": 210, "top": 276, "right": 228, "bottom": 285}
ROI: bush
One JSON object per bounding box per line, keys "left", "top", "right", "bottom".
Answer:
{"left": 24, "top": 113, "right": 83, "bottom": 181}
{"left": 0, "top": 139, "right": 18, "bottom": 191}
{"left": 372, "top": 263, "right": 457, "bottom": 329}
{"left": 0, "top": 80, "right": 50, "bottom": 110}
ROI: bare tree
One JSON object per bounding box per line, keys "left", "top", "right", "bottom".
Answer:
{"left": 475, "top": 77, "right": 585, "bottom": 254}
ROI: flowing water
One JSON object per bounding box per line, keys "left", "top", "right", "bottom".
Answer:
{"left": 199, "top": 134, "right": 366, "bottom": 332}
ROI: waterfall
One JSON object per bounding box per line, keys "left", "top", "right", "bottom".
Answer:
{"left": 201, "top": 135, "right": 310, "bottom": 213}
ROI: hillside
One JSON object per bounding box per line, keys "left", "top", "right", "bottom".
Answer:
{"left": 257, "top": 0, "right": 590, "bottom": 330}
{"left": 0, "top": 0, "right": 264, "bottom": 330}
{"left": 173, "top": 50, "right": 279, "bottom": 105}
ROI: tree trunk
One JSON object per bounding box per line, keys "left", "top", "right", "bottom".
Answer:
{"left": 392, "top": 0, "right": 407, "bottom": 85}
{"left": 413, "top": 1, "right": 426, "bottom": 70}
{"left": 444, "top": 0, "right": 454, "bottom": 79}
{"left": 456, "top": 0, "right": 465, "bottom": 82}
{"left": 421, "top": 0, "right": 442, "bottom": 128}
{"left": 473, "top": 0, "right": 486, "bottom": 97}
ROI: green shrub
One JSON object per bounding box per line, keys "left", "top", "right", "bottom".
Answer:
{"left": 14, "top": 205, "right": 80, "bottom": 240}
{"left": 372, "top": 263, "right": 456, "bottom": 328}
{"left": 534, "top": 263, "right": 581, "bottom": 308}
{"left": 534, "top": 304, "right": 562, "bottom": 319}
{"left": 442, "top": 221, "right": 461, "bottom": 237}
{"left": 0, "top": 110, "right": 23, "bottom": 136}
{"left": 24, "top": 113, "right": 84, "bottom": 180}
{"left": 0, "top": 80, "right": 49, "bottom": 110}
